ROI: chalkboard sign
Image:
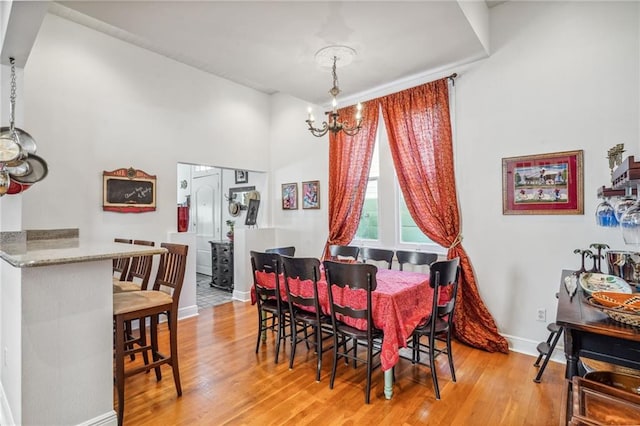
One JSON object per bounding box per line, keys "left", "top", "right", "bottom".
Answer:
{"left": 103, "top": 167, "right": 156, "bottom": 213}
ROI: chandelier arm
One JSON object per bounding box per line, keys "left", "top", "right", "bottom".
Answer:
{"left": 306, "top": 120, "right": 330, "bottom": 137}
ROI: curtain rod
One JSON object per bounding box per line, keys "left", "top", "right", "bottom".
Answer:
{"left": 448, "top": 73, "right": 458, "bottom": 85}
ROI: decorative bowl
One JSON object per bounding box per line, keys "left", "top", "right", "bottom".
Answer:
{"left": 579, "top": 273, "right": 632, "bottom": 296}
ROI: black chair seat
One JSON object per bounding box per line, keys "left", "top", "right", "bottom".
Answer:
{"left": 293, "top": 308, "right": 329, "bottom": 325}
{"left": 336, "top": 323, "right": 383, "bottom": 341}
{"left": 414, "top": 317, "right": 449, "bottom": 334}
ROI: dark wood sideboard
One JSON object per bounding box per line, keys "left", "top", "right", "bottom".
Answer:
{"left": 556, "top": 270, "right": 640, "bottom": 425}
{"left": 209, "top": 240, "right": 233, "bottom": 292}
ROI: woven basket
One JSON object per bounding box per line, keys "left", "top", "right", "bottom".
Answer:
{"left": 591, "top": 291, "right": 640, "bottom": 311}
{"left": 587, "top": 297, "right": 640, "bottom": 327}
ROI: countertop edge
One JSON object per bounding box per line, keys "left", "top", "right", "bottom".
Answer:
{"left": 0, "top": 240, "right": 167, "bottom": 268}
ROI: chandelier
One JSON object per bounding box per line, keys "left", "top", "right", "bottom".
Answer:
{"left": 306, "top": 46, "right": 362, "bottom": 138}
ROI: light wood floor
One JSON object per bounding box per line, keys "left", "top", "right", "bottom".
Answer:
{"left": 120, "top": 300, "right": 565, "bottom": 425}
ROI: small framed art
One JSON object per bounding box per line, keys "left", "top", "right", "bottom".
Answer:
{"left": 502, "top": 150, "right": 583, "bottom": 215}
{"left": 282, "top": 183, "right": 298, "bottom": 210}
{"left": 302, "top": 180, "right": 320, "bottom": 209}
{"left": 235, "top": 169, "right": 248, "bottom": 184}
{"left": 245, "top": 199, "right": 260, "bottom": 226}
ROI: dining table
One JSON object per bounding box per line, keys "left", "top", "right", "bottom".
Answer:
{"left": 254, "top": 266, "right": 443, "bottom": 399}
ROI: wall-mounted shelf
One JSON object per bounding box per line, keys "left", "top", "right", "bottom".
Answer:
{"left": 611, "top": 155, "right": 640, "bottom": 188}
{"left": 597, "top": 185, "right": 637, "bottom": 198}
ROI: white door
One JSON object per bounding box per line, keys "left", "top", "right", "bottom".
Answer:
{"left": 192, "top": 172, "right": 221, "bottom": 275}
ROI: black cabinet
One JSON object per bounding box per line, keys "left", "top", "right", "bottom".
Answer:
{"left": 209, "top": 241, "right": 233, "bottom": 292}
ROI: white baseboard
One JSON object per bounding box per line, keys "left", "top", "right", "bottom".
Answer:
{"left": 233, "top": 289, "right": 251, "bottom": 302}
{"left": 0, "top": 382, "right": 15, "bottom": 426}
{"left": 77, "top": 410, "right": 117, "bottom": 426}
{"left": 502, "top": 333, "right": 565, "bottom": 364}
{"left": 178, "top": 304, "right": 199, "bottom": 320}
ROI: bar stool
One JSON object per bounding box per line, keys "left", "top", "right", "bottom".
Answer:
{"left": 113, "top": 243, "right": 188, "bottom": 425}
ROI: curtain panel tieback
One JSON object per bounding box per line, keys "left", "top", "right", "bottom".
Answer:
{"left": 449, "top": 233, "right": 463, "bottom": 250}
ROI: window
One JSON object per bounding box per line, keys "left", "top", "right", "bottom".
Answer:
{"left": 356, "top": 140, "right": 379, "bottom": 240}
{"left": 399, "top": 194, "right": 433, "bottom": 243}
{"left": 353, "top": 118, "right": 443, "bottom": 254}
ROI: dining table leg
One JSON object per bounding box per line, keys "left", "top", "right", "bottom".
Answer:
{"left": 384, "top": 368, "right": 394, "bottom": 399}
{"left": 262, "top": 311, "right": 267, "bottom": 342}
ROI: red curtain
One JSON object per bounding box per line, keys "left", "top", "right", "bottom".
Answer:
{"left": 323, "top": 100, "right": 379, "bottom": 259}
{"left": 379, "top": 79, "right": 508, "bottom": 353}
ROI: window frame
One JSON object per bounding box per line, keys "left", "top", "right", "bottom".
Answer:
{"left": 352, "top": 120, "right": 445, "bottom": 255}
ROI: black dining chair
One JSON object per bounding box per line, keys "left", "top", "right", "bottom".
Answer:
{"left": 328, "top": 245, "right": 360, "bottom": 261}
{"left": 323, "top": 260, "right": 383, "bottom": 404}
{"left": 396, "top": 250, "right": 438, "bottom": 271}
{"left": 409, "top": 257, "right": 460, "bottom": 400}
{"left": 265, "top": 246, "right": 296, "bottom": 256}
{"left": 250, "top": 251, "right": 290, "bottom": 364}
{"left": 281, "top": 255, "right": 333, "bottom": 381}
{"left": 360, "top": 247, "right": 394, "bottom": 269}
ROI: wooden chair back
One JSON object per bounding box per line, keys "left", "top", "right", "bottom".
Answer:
{"left": 124, "top": 240, "right": 155, "bottom": 290}
{"left": 323, "top": 260, "right": 378, "bottom": 331}
{"left": 281, "top": 256, "right": 322, "bottom": 313}
{"left": 265, "top": 246, "right": 296, "bottom": 256}
{"left": 151, "top": 243, "right": 189, "bottom": 305}
{"left": 328, "top": 245, "right": 360, "bottom": 261}
{"left": 396, "top": 250, "right": 438, "bottom": 271}
{"left": 250, "top": 251, "right": 284, "bottom": 307}
{"left": 429, "top": 258, "right": 460, "bottom": 330}
{"left": 360, "top": 247, "right": 394, "bottom": 269}
{"left": 113, "top": 238, "right": 133, "bottom": 280}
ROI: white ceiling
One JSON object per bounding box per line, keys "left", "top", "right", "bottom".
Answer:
{"left": 44, "top": 1, "right": 492, "bottom": 105}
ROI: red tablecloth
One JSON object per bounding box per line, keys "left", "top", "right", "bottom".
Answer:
{"left": 253, "top": 268, "right": 438, "bottom": 371}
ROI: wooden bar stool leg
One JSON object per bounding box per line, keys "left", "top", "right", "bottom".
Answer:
{"left": 115, "top": 315, "right": 126, "bottom": 426}
{"left": 169, "top": 308, "right": 182, "bottom": 396}
{"left": 150, "top": 314, "right": 162, "bottom": 381}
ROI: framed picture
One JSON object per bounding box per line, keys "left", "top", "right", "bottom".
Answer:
{"left": 103, "top": 167, "right": 156, "bottom": 213}
{"left": 502, "top": 150, "right": 583, "bottom": 215}
{"left": 235, "top": 169, "right": 248, "bottom": 184}
{"left": 282, "top": 183, "right": 298, "bottom": 210}
{"left": 245, "top": 199, "right": 260, "bottom": 226}
{"left": 302, "top": 180, "right": 320, "bottom": 209}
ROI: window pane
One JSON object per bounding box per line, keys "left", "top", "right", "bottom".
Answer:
{"left": 356, "top": 179, "right": 378, "bottom": 240}
{"left": 399, "top": 194, "right": 433, "bottom": 243}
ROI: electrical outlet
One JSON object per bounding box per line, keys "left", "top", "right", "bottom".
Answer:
{"left": 536, "top": 308, "right": 546, "bottom": 322}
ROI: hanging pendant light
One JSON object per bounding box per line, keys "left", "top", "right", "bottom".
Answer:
{"left": 306, "top": 46, "right": 362, "bottom": 138}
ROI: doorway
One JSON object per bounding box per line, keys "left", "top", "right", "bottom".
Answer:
{"left": 191, "top": 169, "right": 221, "bottom": 275}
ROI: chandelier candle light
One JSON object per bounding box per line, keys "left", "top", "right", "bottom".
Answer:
{"left": 306, "top": 46, "right": 362, "bottom": 137}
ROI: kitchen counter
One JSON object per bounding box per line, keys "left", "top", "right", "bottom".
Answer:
{"left": 0, "top": 229, "right": 167, "bottom": 425}
{"left": 0, "top": 238, "right": 166, "bottom": 268}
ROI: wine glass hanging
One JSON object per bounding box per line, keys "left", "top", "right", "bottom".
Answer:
{"left": 620, "top": 183, "right": 640, "bottom": 245}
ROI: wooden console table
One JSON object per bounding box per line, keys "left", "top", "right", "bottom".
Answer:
{"left": 556, "top": 269, "right": 640, "bottom": 424}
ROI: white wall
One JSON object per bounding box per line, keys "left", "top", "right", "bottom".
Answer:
{"left": 456, "top": 1, "right": 639, "bottom": 350}
{"left": 22, "top": 13, "right": 271, "bottom": 244}
{"left": 269, "top": 93, "right": 328, "bottom": 257}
